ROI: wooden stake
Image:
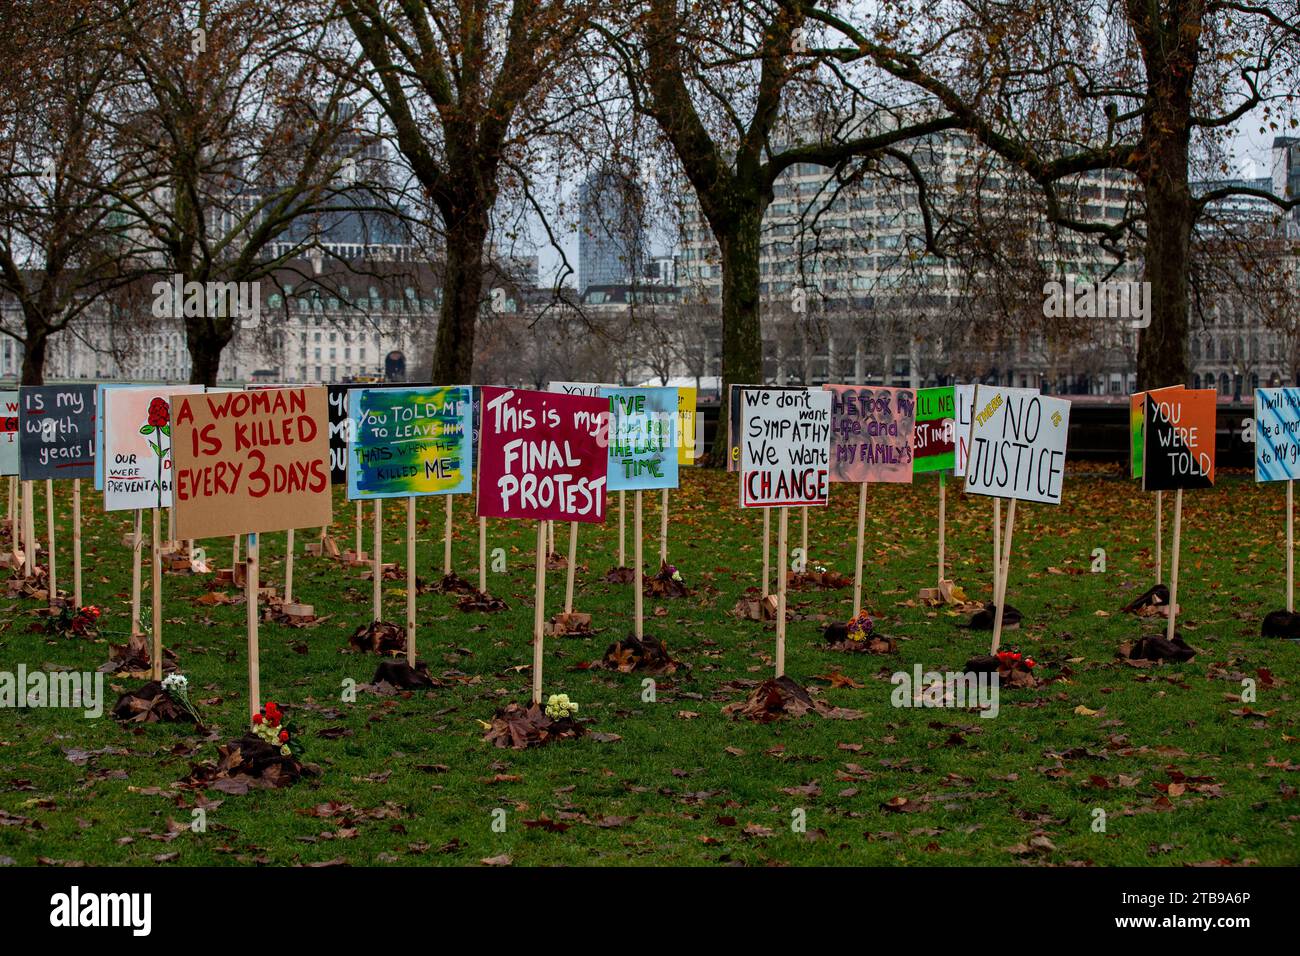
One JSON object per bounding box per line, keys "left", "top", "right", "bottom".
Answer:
{"left": 993, "top": 498, "right": 1001, "bottom": 600}
{"left": 246, "top": 532, "right": 260, "bottom": 718}
{"left": 1156, "top": 490, "right": 1163, "bottom": 583}
{"left": 852, "top": 482, "right": 867, "bottom": 614}
{"left": 355, "top": 499, "right": 363, "bottom": 557}
{"left": 937, "top": 473, "right": 946, "bottom": 588}
{"left": 1288, "top": 480, "right": 1294, "bottom": 614}
{"left": 233, "top": 532, "right": 240, "bottom": 568}
{"left": 634, "top": 491, "right": 644, "bottom": 639}
{"left": 618, "top": 491, "right": 626, "bottom": 566}
{"left": 407, "top": 496, "right": 416, "bottom": 667}
{"left": 776, "top": 506, "right": 789, "bottom": 677}
{"left": 548, "top": 519, "right": 556, "bottom": 556}
{"left": 801, "top": 504, "right": 809, "bottom": 567}
{"left": 532, "top": 519, "right": 545, "bottom": 705}
{"left": 131, "top": 510, "right": 143, "bottom": 636}
{"left": 1167, "top": 489, "right": 1183, "bottom": 642}
{"left": 72, "top": 478, "right": 81, "bottom": 608}
{"left": 151, "top": 507, "right": 163, "bottom": 681}
{"left": 564, "top": 521, "right": 578, "bottom": 614}
{"left": 45, "top": 479, "right": 56, "bottom": 604}
{"left": 284, "top": 528, "right": 295, "bottom": 604}
{"left": 443, "top": 494, "right": 453, "bottom": 575}
{"left": 990, "top": 499, "right": 1017, "bottom": 654}
{"left": 478, "top": 516, "right": 487, "bottom": 593}
{"left": 660, "top": 488, "right": 669, "bottom": 565}
{"left": 22, "top": 480, "right": 33, "bottom": 577}
{"left": 372, "top": 499, "right": 382, "bottom": 622}
{"left": 762, "top": 507, "right": 771, "bottom": 597}
{"left": 166, "top": 506, "right": 174, "bottom": 551}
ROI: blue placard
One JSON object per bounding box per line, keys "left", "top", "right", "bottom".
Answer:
{"left": 599, "top": 387, "right": 679, "bottom": 491}
{"left": 1256, "top": 387, "right": 1300, "bottom": 482}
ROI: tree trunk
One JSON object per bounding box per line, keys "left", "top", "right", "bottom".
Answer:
{"left": 20, "top": 324, "right": 47, "bottom": 385}
{"left": 186, "top": 323, "right": 229, "bottom": 387}
{"left": 431, "top": 210, "right": 489, "bottom": 384}
{"left": 709, "top": 207, "right": 765, "bottom": 467}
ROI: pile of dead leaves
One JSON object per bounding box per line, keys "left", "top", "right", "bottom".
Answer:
{"left": 731, "top": 587, "right": 780, "bottom": 621}
{"left": 348, "top": 620, "right": 406, "bottom": 655}
{"left": 545, "top": 552, "right": 569, "bottom": 571}
{"left": 1118, "top": 634, "right": 1197, "bottom": 663}
{"left": 964, "top": 653, "right": 1041, "bottom": 689}
{"left": 456, "top": 590, "right": 508, "bottom": 613}
{"left": 722, "top": 676, "right": 863, "bottom": 722}
{"left": 369, "top": 659, "right": 439, "bottom": 690}
{"left": 822, "top": 622, "right": 896, "bottom": 654}
{"left": 644, "top": 562, "right": 689, "bottom": 598}
{"left": 597, "top": 633, "right": 684, "bottom": 674}
{"left": 184, "top": 734, "right": 315, "bottom": 793}
{"left": 99, "top": 633, "right": 176, "bottom": 678}
{"left": 787, "top": 569, "right": 851, "bottom": 590}
{"left": 360, "top": 563, "right": 404, "bottom": 582}
{"left": 427, "top": 571, "right": 477, "bottom": 595}
{"left": 481, "top": 701, "right": 585, "bottom": 749}
{"left": 545, "top": 611, "right": 593, "bottom": 637}
{"left": 111, "top": 680, "right": 204, "bottom": 730}
{"left": 7, "top": 569, "right": 51, "bottom": 601}
{"left": 604, "top": 566, "right": 635, "bottom": 584}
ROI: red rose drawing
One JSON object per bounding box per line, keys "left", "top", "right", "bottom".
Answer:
{"left": 147, "top": 397, "right": 170, "bottom": 428}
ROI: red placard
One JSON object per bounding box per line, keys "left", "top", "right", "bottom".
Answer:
{"left": 476, "top": 386, "right": 608, "bottom": 523}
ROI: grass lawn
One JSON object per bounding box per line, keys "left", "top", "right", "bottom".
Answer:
{"left": 0, "top": 466, "right": 1296, "bottom": 867}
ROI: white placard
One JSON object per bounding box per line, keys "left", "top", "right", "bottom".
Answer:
{"left": 963, "top": 386, "right": 1070, "bottom": 504}
{"left": 739, "top": 387, "right": 831, "bottom": 508}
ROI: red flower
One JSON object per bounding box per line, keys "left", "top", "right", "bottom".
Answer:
{"left": 252, "top": 713, "right": 263, "bottom": 724}
{"left": 278, "top": 730, "right": 289, "bottom": 742}
{"left": 147, "top": 397, "right": 170, "bottom": 428}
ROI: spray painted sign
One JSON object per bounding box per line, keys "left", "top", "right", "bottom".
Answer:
{"left": 0, "top": 390, "right": 18, "bottom": 476}
{"left": 823, "top": 385, "right": 915, "bottom": 483}
{"left": 1256, "top": 387, "right": 1300, "bottom": 482}
{"left": 601, "top": 386, "right": 678, "bottom": 491}
{"left": 476, "top": 386, "right": 609, "bottom": 523}
{"left": 103, "top": 385, "right": 204, "bottom": 511}
{"left": 326, "top": 382, "right": 431, "bottom": 484}
{"left": 739, "top": 388, "right": 831, "bottom": 507}
{"left": 912, "top": 386, "right": 955, "bottom": 473}
{"left": 170, "top": 386, "right": 331, "bottom": 538}
{"left": 1142, "top": 388, "right": 1216, "bottom": 491}
{"left": 17, "top": 384, "right": 96, "bottom": 481}
{"left": 346, "top": 386, "right": 473, "bottom": 500}
{"left": 964, "top": 386, "right": 1071, "bottom": 505}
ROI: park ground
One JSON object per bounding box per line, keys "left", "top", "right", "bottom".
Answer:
{"left": 0, "top": 466, "right": 1296, "bottom": 866}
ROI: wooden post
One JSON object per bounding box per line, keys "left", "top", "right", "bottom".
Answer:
{"left": 532, "top": 519, "right": 545, "bottom": 705}
{"left": 131, "top": 510, "right": 143, "bottom": 636}
{"left": 246, "top": 532, "right": 260, "bottom": 718}
{"left": 852, "top": 482, "right": 867, "bottom": 614}
{"left": 7, "top": 477, "right": 15, "bottom": 560}
{"left": 284, "top": 528, "right": 295, "bottom": 604}
{"left": 659, "top": 488, "right": 669, "bottom": 565}
{"left": 233, "top": 532, "right": 240, "bottom": 569}
{"left": 355, "top": 499, "right": 363, "bottom": 557}
{"left": 800, "top": 504, "right": 808, "bottom": 567}
{"left": 618, "top": 491, "right": 626, "bottom": 566}
{"left": 407, "top": 497, "right": 417, "bottom": 667}
{"left": 1166, "top": 489, "right": 1183, "bottom": 642}
{"left": 775, "top": 507, "right": 789, "bottom": 677}
{"left": 372, "top": 499, "right": 382, "bottom": 622}
{"left": 1288, "top": 480, "right": 1294, "bottom": 614}
{"left": 549, "top": 519, "right": 556, "bottom": 556}
{"left": 151, "top": 507, "right": 163, "bottom": 681}
{"left": 478, "top": 516, "right": 487, "bottom": 593}
{"left": 45, "top": 479, "right": 56, "bottom": 604}
{"left": 22, "top": 480, "right": 34, "bottom": 577}
{"left": 1156, "top": 490, "right": 1163, "bottom": 583}
{"left": 993, "top": 498, "right": 1001, "bottom": 601}
{"left": 71, "top": 479, "right": 81, "bottom": 607}
{"left": 443, "top": 494, "right": 453, "bottom": 575}
{"left": 937, "top": 473, "right": 947, "bottom": 588}
{"left": 990, "top": 499, "right": 1017, "bottom": 654}
{"left": 166, "top": 506, "right": 174, "bottom": 551}
{"left": 762, "top": 507, "right": 771, "bottom": 597}
{"left": 634, "top": 491, "right": 644, "bottom": 639}
{"left": 564, "top": 521, "right": 578, "bottom": 614}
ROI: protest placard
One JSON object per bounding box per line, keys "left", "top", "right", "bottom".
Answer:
{"left": 17, "top": 385, "right": 96, "bottom": 481}
{"left": 602, "top": 387, "right": 678, "bottom": 492}
{"left": 824, "top": 385, "right": 915, "bottom": 483}
{"left": 738, "top": 388, "right": 831, "bottom": 508}
{"left": 103, "top": 386, "right": 204, "bottom": 512}
{"left": 1142, "top": 389, "right": 1215, "bottom": 492}
{"left": 1255, "top": 388, "right": 1300, "bottom": 483}
{"left": 964, "top": 386, "right": 1071, "bottom": 505}
{"left": 953, "top": 384, "right": 975, "bottom": 477}
{"left": 677, "top": 387, "right": 698, "bottom": 466}
{"left": 346, "top": 386, "right": 473, "bottom": 500}
{"left": 170, "top": 386, "right": 331, "bottom": 540}
{"left": 913, "top": 386, "right": 955, "bottom": 474}
{"left": 0, "top": 390, "right": 17, "bottom": 477}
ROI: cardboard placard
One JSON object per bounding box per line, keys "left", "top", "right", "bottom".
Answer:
{"left": 677, "top": 386, "right": 698, "bottom": 466}
{"left": 1142, "top": 388, "right": 1216, "bottom": 491}
{"left": 346, "top": 386, "right": 473, "bottom": 500}
{"left": 601, "top": 386, "right": 679, "bottom": 491}
{"left": 476, "top": 386, "right": 608, "bottom": 523}
{"left": 1129, "top": 385, "right": 1183, "bottom": 480}
{"left": 17, "top": 384, "right": 97, "bottom": 481}
{"left": 0, "top": 390, "right": 18, "bottom": 476}
{"left": 170, "top": 387, "right": 331, "bottom": 539}
{"left": 103, "top": 386, "right": 204, "bottom": 512}
{"left": 964, "top": 386, "right": 1071, "bottom": 504}
{"left": 1256, "top": 387, "right": 1300, "bottom": 482}
{"left": 912, "top": 386, "right": 955, "bottom": 474}
{"left": 739, "top": 387, "right": 831, "bottom": 507}
{"left": 823, "top": 385, "right": 916, "bottom": 483}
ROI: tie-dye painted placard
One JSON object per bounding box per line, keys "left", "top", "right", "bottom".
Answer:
{"left": 600, "top": 386, "right": 679, "bottom": 491}
{"left": 346, "top": 386, "right": 473, "bottom": 500}
{"left": 1255, "top": 387, "right": 1300, "bottom": 482}
{"left": 823, "top": 385, "right": 916, "bottom": 483}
